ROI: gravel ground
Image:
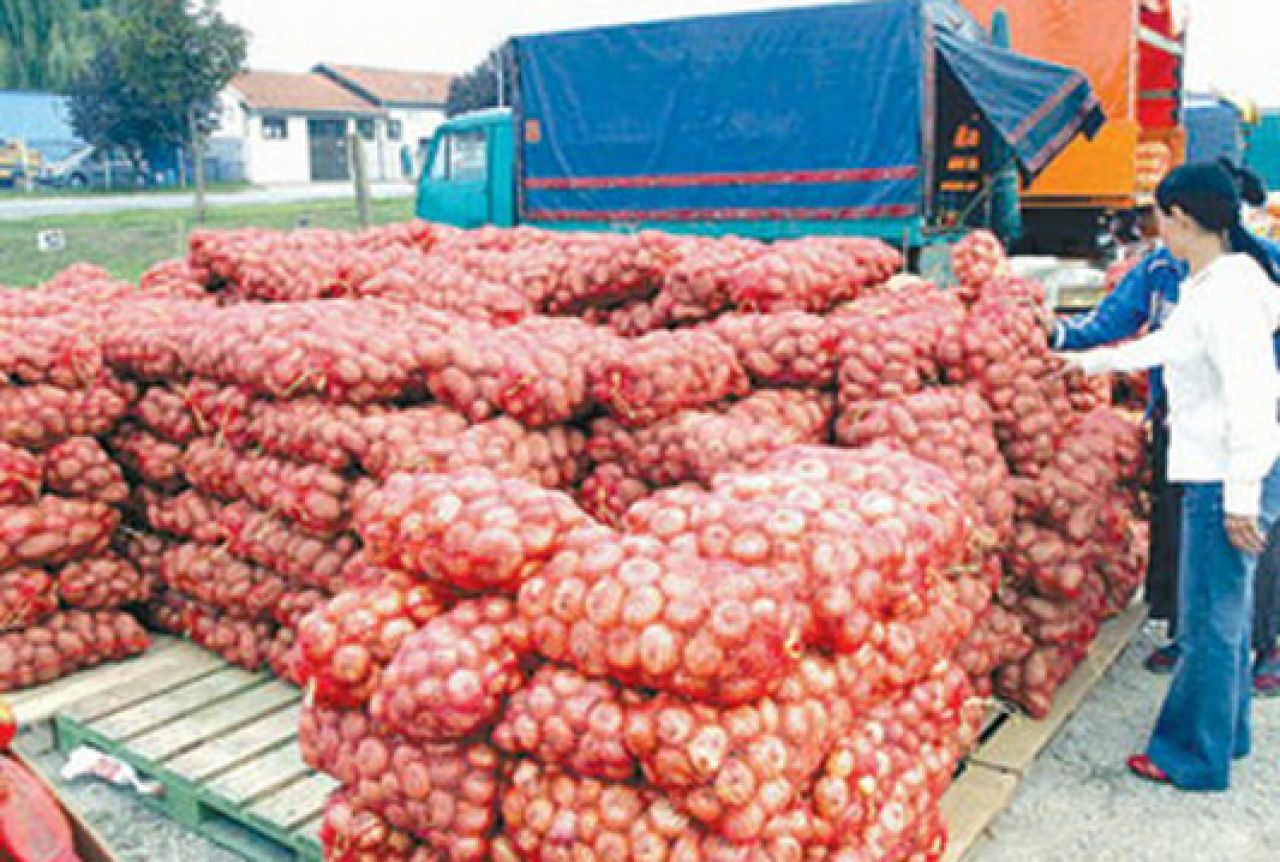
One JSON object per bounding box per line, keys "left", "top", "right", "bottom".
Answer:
{"left": 973, "top": 620, "right": 1280, "bottom": 862}
{"left": 17, "top": 725, "right": 270, "bottom": 862}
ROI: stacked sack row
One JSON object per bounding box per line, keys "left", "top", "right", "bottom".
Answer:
{"left": 94, "top": 227, "right": 902, "bottom": 688}
{"left": 948, "top": 232, "right": 1149, "bottom": 716}
{"left": 103, "top": 222, "right": 582, "bottom": 675}
{"left": 103, "top": 298, "right": 439, "bottom": 679}
{"left": 582, "top": 272, "right": 1036, "bottom": 701}
{"left": 300, "top": 446, "right": 986, "bottom": 862}
{"left": 0, "top": 265, "right": 210, "bottom": 692}
{"left": 223, "top": 229, "right": 1078, "bottom": 859}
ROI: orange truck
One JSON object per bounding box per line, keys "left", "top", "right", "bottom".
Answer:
{"left": 959, "top": 0, "right": 1186, "bottom": 252}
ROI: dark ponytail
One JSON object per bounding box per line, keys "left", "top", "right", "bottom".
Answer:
{"left": 1229, "top": 223, "right": 1280, "bottom": 285}
{"left": 1156, "top": 161, "right": 1280, "bottom": 285}
{"left": 1218, "top": 156, "right": 1268, "bottom": 208}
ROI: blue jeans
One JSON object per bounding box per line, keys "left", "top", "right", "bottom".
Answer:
{"left": 1146, "top": 460, "right": 1280, "bottom": 790}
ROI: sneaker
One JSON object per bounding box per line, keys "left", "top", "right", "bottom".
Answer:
{"left": 1253, "top": 648, "right": 1280, "bottom": 698}
{"left": 1254, "top": 673, "right": 1280, "bottom": 699}
{"left": 1143, "top": 643, "right": 1181, "bottom": 674}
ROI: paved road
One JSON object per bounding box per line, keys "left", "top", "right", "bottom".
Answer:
{"left": 974, "top": 621, "right": 1280, "bottom": 862}
{"left": 0, "top": 182, "right": 414, "bottom": 221}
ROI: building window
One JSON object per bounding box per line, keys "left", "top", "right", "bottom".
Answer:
{"left": 262, "top": 116, "right": 288, "bottom": 140}
{"left": 357, "top": 118, "right": 376, "bottom": 141}
{"left": 387, "top": 118, "right": 403, "bottom": 141}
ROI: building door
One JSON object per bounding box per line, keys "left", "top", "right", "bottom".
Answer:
{"left": 308, "top": 119, "right": 349, "bottom": 181}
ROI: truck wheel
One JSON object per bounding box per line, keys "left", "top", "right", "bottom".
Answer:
{"left": 68, "top": 173, "right": 88, "bottom": 188}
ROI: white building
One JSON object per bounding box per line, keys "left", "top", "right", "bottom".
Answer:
{"left": 315, "top": 64, "right": 452, "bottom": 180}
{"left": 215, "top": 69, "right": 437, "bottom": 185}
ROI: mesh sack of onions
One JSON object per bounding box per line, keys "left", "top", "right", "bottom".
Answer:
{"left": 589, "top": 329, "right": 749, "bottom": 428}
{"left": 57, "top": 554, "right": 152, "bottom": 610}
{"left": 0, "top": 496, "right": 118, "bottom": 571}
{"left": 726, "top": 237, "right": 902, "bottom": 314}
{"left": 0, "top": 610, "right": 149, "bottom": 692}
{"left": 158, "top": 542, "right": 289, "bottom": 621}
{"left": 835, "top": 386, "right": 1014, "bottom": 545}
{"left": 295, "top": 573, "right": 450, "bottom": 709}
{"left": 300, "top": 703, "right": 501, "bottom": 862}
{"left": 427, "top": 317, "right": 619, "bottom": 427}
{"left": 369, "top": 596, "right": 530, "bottom": 742}
{"left": 0, "top": 382, "right": 132, "bottom": 450}
{"left": 356, "top": 470, "right": 591, "bottom": 594}
{"left": 517, "top": 525, "right": 806, "bottom": 706}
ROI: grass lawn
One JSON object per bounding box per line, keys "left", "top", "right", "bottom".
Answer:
{"left": 0, "top": 196, "right": 415, "bottom": 287}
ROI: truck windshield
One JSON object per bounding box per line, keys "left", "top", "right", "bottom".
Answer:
{"left": 431, "top": 129, "right": 487, "bottom": 183}
{"left": 429, "top": 137, "right": 450, "bottom": 180}
{"left": 449, "top": 130, "right": 487, "bottom": 182}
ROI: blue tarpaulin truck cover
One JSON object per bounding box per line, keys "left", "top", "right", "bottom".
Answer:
{"left": 1184, "top": 94, "right": 1245, "bottom": 166}
{"left": 514, "top": 0, "right": 1103, "bottom": 226}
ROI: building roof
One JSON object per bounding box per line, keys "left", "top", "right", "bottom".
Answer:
{"left": 230, "top": 70, "right": 383, "bottom": 115}
{"left": 317, "top": 64, "right": 452, "bottom": 107}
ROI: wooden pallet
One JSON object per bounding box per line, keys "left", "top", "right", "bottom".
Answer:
{"left": 938, "top": 602, "right": 1148, "bottom": 862}
{"left": 25, "top": 603, "right": 1146, "bottom": 862}
{"left": 50, "top": 651, "right": 334, "bottom": 862}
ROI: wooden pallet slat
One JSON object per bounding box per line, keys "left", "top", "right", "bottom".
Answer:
{"left": 245, "top": 773, "right": 336, "bottom": 834}
{"left": 939, "top": 764, "right": 1020, "bottom": 862}
{"left": 168, "top": 705, "right": 303, "bottom": 784}
{"left": 297, "top": 811, "right": 325, "bottom": 841}
{"left": 129, "top": 680, "right": 299, "bottom": 763}
{"left": 91, "top": 667, "right": 264, "bottom": 742}
{"left": 59, "top": 647, "right": 226, "bottom": 726}
{"left": 206, "top": 742, "right": 314, "bottom": 808}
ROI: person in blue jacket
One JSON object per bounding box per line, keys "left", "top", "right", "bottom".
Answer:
{"left": 1048, "top": 161, "right": 1280, "bottom": 696}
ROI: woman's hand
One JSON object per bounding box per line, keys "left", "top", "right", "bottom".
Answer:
{"left": 1226, "top": 515, "right": 1267, "bottom": 554}
{"left": 1038, "top": 306, "right": 1058, "bottom": 338}
{"left": 1052, "top": 352, "right": 1086, "bottom": 377}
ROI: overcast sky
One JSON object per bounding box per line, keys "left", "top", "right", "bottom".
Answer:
{"left": 219, "top": 0, "right": 1280, "bottom": 106}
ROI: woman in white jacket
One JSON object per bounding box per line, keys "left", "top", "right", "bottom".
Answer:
{"left": 1064, "top": 162, "right": 1280, "bottom": 791}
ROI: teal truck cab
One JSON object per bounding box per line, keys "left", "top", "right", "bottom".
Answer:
{"left": 417, "top": 109, "right": 516, "bottom": 228}
{"left": 417, "top": 0, "right": 1102, "bottom": 247}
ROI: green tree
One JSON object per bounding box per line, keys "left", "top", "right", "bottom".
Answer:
{"left": 446, "top": 45, "right": 514, "bottom": 117}
{"left": 0, "top": 0, "right": 122, "bottom": 90}
{"left": 0, "top": 0, "right": 72, "bottom": 89}
{"left": 66, "top": 0, "right": 246, "bottom": 217}
{"left": 66, "top": 44, "right": 165, "bottom": 175}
